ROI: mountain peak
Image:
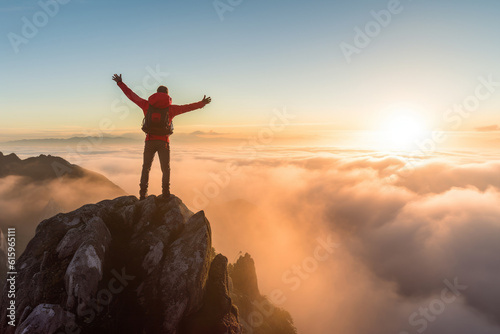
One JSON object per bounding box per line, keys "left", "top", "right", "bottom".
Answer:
{"left": 230, "top": 253, "right": 261, "bottom": 299}
{"left": 1, "top": 195, "right": 241, "bottom": 333}
{"left": 0, "top": 151, "right": 124, "bottom": 195}
{"left": 0, "top": 151, "right": 73, "bottom": 180}
{"left": 0, "top": 152, "right": 21, "bottom": 163}
{"left": 0, "top": 194, "right": 296, "bottom": 334}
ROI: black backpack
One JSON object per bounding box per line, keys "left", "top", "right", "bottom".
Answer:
{"left": 142, "top": 105, "right": 174, "bottom": 136}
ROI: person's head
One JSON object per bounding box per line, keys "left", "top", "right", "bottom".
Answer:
{"left": 157, "top": 86, "right": 169, "bottom": 94}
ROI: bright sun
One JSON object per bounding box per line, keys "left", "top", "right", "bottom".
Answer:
{"left": 379, "top": 110, "right": 427, "bottom": 150}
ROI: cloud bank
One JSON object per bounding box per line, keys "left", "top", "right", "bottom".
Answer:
{"left": 2, "top": 144, "right": 500, "bottom": 334}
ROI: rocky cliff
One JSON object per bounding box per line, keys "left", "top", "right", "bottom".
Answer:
{"left": 0, "top": 195, "right": 239, "bottom": 334}
{"left": 0, "top": 195, "right": 297, "bottom": 334}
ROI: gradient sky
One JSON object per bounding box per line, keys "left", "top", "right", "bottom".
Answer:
{"left": 2, "top": 2, "right": 500, "bottom": 332}
{"left": 1, "top": 0, "right": 500, "bottom": 140}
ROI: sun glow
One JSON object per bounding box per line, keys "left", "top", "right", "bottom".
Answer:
{"left": 378, "top": 109, "right": 427, "bottom": 150}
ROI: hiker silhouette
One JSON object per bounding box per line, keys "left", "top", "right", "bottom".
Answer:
{"left": 113, "top": 74, "right": 211, "bottom": 200}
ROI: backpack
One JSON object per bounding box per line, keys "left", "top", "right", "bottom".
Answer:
{"left": 142, "top": 105, "right": 174, "bottom": 136}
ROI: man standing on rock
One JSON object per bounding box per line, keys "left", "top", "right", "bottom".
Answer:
{"left": 112, "top": 74, "right": 211, "bottom": 200}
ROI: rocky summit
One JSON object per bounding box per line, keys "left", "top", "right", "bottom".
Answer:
{"left": 0, "top": 195, "right": 239, "bottom": 334}
{"left": 0, "top": 195, "right": 297, "bottom": 334}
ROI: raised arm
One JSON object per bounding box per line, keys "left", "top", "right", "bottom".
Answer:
{"left": 112, "top": 74, "right": 148, "bottom": 110}
{"left": 170, "top": 95, "right": 212, "bottom": 117}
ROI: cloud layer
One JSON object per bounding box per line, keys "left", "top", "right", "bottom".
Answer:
{"left": 2, "top": 144, "right": 500, "bottom": 334}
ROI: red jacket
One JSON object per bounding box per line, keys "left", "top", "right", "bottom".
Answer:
{"left": 117, "top": 81, "right": 206, "bottom": 142}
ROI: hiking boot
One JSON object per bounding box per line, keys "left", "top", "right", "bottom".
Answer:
{"left": 158, "top": 192, "right": 171, "bottom": 201}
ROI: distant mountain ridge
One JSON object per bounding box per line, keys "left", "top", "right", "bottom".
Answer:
{"left": 3, "top": 136, "right": 139, "bottom": 145}
{"left": 0, "top": 151, "right": 127, "bottom": 255}
{"left": 0, "top": 152, "right": 124, "bottom": 191}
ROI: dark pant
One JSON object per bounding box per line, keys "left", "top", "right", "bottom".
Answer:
{"left": 140, "top": 140, "right": 170, "bottom": 196}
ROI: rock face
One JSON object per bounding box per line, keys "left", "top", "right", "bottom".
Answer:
{"left": 0, "top": 195, "right": 241, "bottom": 334}
{"left": 229, "top": 254, "right": 297, "bottom": 334}
{"left": 182, "top": 255, "right": 241, "bottom": 334}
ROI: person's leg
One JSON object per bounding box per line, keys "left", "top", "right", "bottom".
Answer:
{"left": 157, "top": 141, "right": 171, "bottom": 197}
{"left": 139, "top": 141, "right": 156, "bottom": 199}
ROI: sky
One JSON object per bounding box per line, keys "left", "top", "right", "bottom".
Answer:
{"left": 1, "top": 0, "right": 500, "bottom": 142}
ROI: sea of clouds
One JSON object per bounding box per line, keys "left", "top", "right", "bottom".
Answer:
{"left": 1, "top": 140, "right": 499, "bottom": 334}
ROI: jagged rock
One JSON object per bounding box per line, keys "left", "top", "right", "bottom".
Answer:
{"left": 231, "top": 253, "right": 261, "bottom": 300}
{"left": 56, "top": 216, "right": 111, "bottom": 260}
{"left": 229, "top": 254, "right": 297, "bottom": 334}
{"left": 182, "top": 254, "right": 241, "bottom": 334}
{"left": 0, "top": 195, "right": 295, "bottom": 334}
{"left": 16, "top": 304, "right": 76, "bottom": 334}
{"left": 0, "top": 195, "right": 242, "bottom": 334}
{"left": 60, "top": 215, "right": 111, "bottom": 316}
{"left": 158, "top": 211, "right": 212, "bottom": 332}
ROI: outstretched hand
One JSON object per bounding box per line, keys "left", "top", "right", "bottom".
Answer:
{"left": 202, "top": 95, "right": 211, "bottom": 105}
{"left": 112, "top": 74, "right": 122, "bottom": 83}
